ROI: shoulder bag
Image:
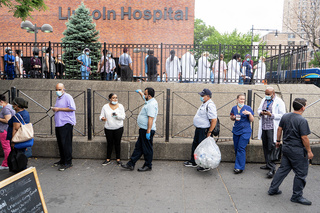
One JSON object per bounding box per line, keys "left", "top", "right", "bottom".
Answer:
{"left": 12, "top": 113, "right": 34, "bottom": 143}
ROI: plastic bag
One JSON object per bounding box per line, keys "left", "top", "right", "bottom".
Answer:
{"left": 194, "top": 137, "right": 221, "bottom": 169}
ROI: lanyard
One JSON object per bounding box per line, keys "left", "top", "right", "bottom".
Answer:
{"left": 266, "top": 100, "right": 273, "bottom": 110}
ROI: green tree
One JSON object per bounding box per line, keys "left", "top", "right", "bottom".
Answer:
{"left": 0, "top": 0, "right": 47, "bottom": 20}
{"left": 309, "top": 52, "right": 320, "bottom": 68}
{"left": 194, "top": 18, "right": 216, "bottom": 45}
{"left": 62, "top": 2, "right": 101, "bottom": 79}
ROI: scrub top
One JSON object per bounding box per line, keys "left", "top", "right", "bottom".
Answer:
{"left": 230, "top": 105, "right": 254, "bottom": 135}
{"left": 77, "top": 54, "right": 91, "bottom": 72}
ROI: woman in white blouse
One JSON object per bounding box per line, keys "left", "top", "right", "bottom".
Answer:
{"left": 99, "top": 93, "right": 126, "bottom": 165}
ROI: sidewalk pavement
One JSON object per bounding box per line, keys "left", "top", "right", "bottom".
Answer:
{"left": 0, "top": 158, "right": 319, "bottom": 213}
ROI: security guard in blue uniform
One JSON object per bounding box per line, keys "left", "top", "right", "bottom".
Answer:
{"left": 268, "top": 98, "right": 314, "bottom": 206}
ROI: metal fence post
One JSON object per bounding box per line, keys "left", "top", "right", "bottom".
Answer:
{"left": 11, "top": 87, "right": 16, "bottom": 103}
{"left": 247, "top": 89, "right": 252, "bottom": 107}
{"left": 160, "top": 43, "right": 163, "bottom": 82}
{"left": 49, "top": 41, "right": 51, "bottom": 78}
{"left": 165, "top": 88, "right": 170, "bottom": 142}
{"left": 277, "top": 44, "right": 282, "bottom": 83}
{"left": 218, "top": 43, "right": 222, "bottom": 84}
{"left": 87, "top": 88, "right": 92, "bottom": 141}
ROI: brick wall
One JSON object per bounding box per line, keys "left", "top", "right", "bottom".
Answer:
{"left": 0, "top": 0, "right": 195, "bottom": 44}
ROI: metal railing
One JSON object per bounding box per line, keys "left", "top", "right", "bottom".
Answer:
{"left": 0, "top": 42, "right": 308, "bottom": 84}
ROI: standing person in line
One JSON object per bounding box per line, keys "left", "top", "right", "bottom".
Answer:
{"left": 0, "top": 95, "right": 15, "bottom": 170}
{"left": 146, "top": 50, "right": 159, "bottom": 82}
{"left": 99, "top": 93, "right": 125, "bottom": 165}
{"left": 144, "top": 50, "right": 150, "bottom": 78}
{"left": 98, "top": 49, "right": 109, "bottom": 81}
{"left": 268, "top": 98, "right": 313, "bottom": 206}
{"left": 253, "top": 56, "right": 266, "bottom": 84}
{"left": 227, "top": 54, "right": 242, "bottom": 84}
{"left": 184, "top": 89, "right": 217, "bottom": 172}
{"left": 108, "top": 52, "right": 116, "bottom": 80}
{"left": 44, "top": 47, "right": 56, "bottom": 79}
{"left": 242, "top": 55, "right": 253, "bottom": 84}
{"left": 30, "top": 50, "right": 42, "bottom": 79}
{"left": 76, "top": 48, "right": 92, "bottom": 80}
{"left": 230, "top": 94, "right": 254, "bottom": 174}
{"left": 165, "top": 50, "right": 181, "bottom": 82}
{"left": 15, "top": 50, "right": 24, "bottom": 78}
{"left": 118, "top": 47, "right": 133, "bottom": 81}
{"left": 258, "top": 87, "right": 286, "bottom": 178}
{"left": 55, "top": 54, "right": 65, "bottom": 79}
{"left": 212, "top": 54, "right": 227, "bottom": 83}
{"left": 52, "top": 83, "right": 76, "bottom": 171}
{"left": 197, "top": 52, "right": 211, "bottom": 83}
{"left": 4, "top": 47, "right": 15, "bottom": 80}
{"left": 121, "top": 88, "right": 158, "bottom": 172}
{"left": 181, "top": 50, "right": 196, "bottom": 83}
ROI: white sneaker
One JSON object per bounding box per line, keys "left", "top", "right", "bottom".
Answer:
{"left": 0, "top": 166, "right": 9, "bottom": 170}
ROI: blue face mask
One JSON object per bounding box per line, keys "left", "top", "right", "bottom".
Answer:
{"left": 200, "top": 96, "right": 205, "bottom": 102}
{"left": 86, "top": 52, "right": 89, "bottom": 55}
{"left": 21, "top": 53, "right": 23, "bottom": 57}
{"left": 56, "top": 91, "right": 63, "bottom": 97}
{"left": 246, "top": 58, "right": 250, "bottom": 61}
{"left": 238, "top": 103, "right": 244, "bottom": 108}
{"left": 0, "top": 105, "right": 3, "bottom": 109}
{"left": 265, "top": 95, "right": 272, "bottom": 100}
{"left": 111, "top": 101, "right": 118, "bottom": 105}
{"left": 35, "top": 55, "right": 38, "bottom": 58}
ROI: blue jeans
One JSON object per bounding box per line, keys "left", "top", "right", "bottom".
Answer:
{"left": 233, "top": 133, "right": 251, "bottom": 170}
{"left": 81, "top": 71, "right": 89, "bottom": 80}
{"left": 106, "top": 72, "right": 113, "bottom": 81}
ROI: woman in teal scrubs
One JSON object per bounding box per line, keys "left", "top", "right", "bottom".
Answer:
{"left": 230, "top": 94, "right": 254, "bottom": 174}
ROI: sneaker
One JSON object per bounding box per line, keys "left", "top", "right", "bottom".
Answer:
{"left": 53, "top": 161, "right": 62, "bottom": 167}
{"left": 0, "top": 166, "right": 9, "bottom": 170}
{"left": 197, "top": 167, "right": 210, "bottom": 172}
{"left": 102, "top": 160, "right": 111, "bottom": 166}
{"left": 184, "top": 161, "right": 197, "bottom": 167}
{"left": 58, "top": 164, "right": 73, "bottom": 171}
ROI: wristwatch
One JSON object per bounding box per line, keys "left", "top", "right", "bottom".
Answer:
{"left": 276, "top": 140, "right": 281, "bottom": 142}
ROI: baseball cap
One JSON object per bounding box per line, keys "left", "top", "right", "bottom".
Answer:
{"left": 198, "top": 89, "right": 212, "bottom": 96}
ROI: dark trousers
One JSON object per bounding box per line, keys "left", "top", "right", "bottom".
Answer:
{"left": 104, "top": 127, "right": 124, "bottom": 159}
{"left": 261, "top": 129, "right": 276, "bottom": 171}
{"left": 190, "top": 128, "right": 207, "bottom": 164}
{"left": 128, "top": 128, "right": 155, "bottom": 168}
{"left": 269, "top": 145, "right": 309, "bottom": 199}
{"left": 120, "top": 65, "right": 133, "bottom": 81}
{"left": 100, "top": 72, "right": 106, "bottom": 81}
{"left": 55, "top": 123, "right": 73, "bottom": 165}
{"left": 148, "top": 74, "right": 157, "bottom": 82}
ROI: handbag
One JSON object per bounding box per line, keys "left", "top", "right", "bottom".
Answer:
{"left": 11, "top": 113, "right": 34, "bottom": 143}
{"left": 270, "top": 144, "right": 282, "bottom": 161}
{"left": 7, "top": 148, "right": 28, "bottom": 173}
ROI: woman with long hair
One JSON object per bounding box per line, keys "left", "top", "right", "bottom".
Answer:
{"left": 165, "top": 50, "right": 181, "bottom": 82}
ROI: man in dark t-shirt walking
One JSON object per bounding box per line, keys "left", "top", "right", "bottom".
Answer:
{"left": 146, "top": 50, "right": 159, "bottom": 82}
{"left": 268, "top": 98, "right": 314, "bottom": 205}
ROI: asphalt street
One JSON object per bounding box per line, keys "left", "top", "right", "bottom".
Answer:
{"left": 0, "top": 158, "right": 319, "bottom": 213}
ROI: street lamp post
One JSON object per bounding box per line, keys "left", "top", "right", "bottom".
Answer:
{"left": 20, "top": 21, "right": 53, "bottom": 45}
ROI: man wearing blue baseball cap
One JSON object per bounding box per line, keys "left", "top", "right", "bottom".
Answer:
{"left": 184, "top": 88, "right": 218, "bottom": 172}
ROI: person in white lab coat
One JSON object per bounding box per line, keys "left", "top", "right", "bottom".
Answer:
{"left": 165, "top": 50, "right": 181, "bottom": 82}
{"left": 181, "top": 50, "right": 196, "bottom": 82}
{"left": 227, "top": 53, "right": 243, "bottom": 84}
{"left": 253, "top": 56, "right": 266, "bottom": 85}
{"left": 197, "top": 52, "right": 211, "bottom": 83}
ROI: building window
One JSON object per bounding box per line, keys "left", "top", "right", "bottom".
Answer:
{"left": 288, "top": 33, "right": 295, "bottom": 38}
{"left": 288, "top": 41, "right": 295, "bottom": 46}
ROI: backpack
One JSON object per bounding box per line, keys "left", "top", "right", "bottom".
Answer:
{"left": 8, "top": 149, "right": 28, "bottom": 173}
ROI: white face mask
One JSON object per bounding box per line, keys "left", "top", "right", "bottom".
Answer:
{"left": 111, "top": 101, "right": 118, "bottom": 105}
{"left": 58, "top": 57, "right": 61, "bottom": 60}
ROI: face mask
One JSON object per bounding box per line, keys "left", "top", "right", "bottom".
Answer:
{"left": 246, "top": 58, "right": 250, "bottom": 61}
{"left": 265, "top": 95, "right": 272, "bottom": 100}
{"left": 58, "top": 57, "right": 61, "bottom": 60}
{"left": 107, "top": 54, "right": 111, "bottom": 57}
{"left": 259, "top": 60, "right": 261, "bottom": 63}
{"left": 0, "top": 105, "right": 3, "bottom": 109}
{"left": 111, "top": 101, "right": 118, "bottom": 105}
{"left": 9, "top": 51, "right": 12, "bottom": 54}
{"left": 200, "top": 96, "right": 205, "bottom": 102}
{"left": 86, "top": 52, "right": 89, "bottom": 55}
{"left": 46, "top": 53, "right": 49, "bottom": 56}
{"left": 35, "top": 55, "right": 38, "bottom": 58}
{"left": 238, "top": 103, "right": 244, "bottom": 108}
{"left": 56, "top": 91, "right": 63, "bottom": 97}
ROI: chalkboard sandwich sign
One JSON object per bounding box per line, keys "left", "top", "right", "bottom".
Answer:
{"left": 0, "top": 167, "right": 47, "bottom": 213}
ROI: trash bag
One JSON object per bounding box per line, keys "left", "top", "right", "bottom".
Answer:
{"left": 194, "top": 137, "right": 221, "bottom": 169}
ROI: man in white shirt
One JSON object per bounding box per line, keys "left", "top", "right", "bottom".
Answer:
{"left": 181, "top": 50, "right": 196, "bottom": 82}
{"left": 118, "top": 47, "right": 133, "bottom": 81}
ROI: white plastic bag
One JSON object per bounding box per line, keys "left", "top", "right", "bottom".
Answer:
{"left": 194, "top": 137, "right": 221, "bottom": 169}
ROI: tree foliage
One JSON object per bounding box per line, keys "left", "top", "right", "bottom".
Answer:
{"left": 62, "top": 2, "right": 101, "bottom": 79}
{"left": 0, "top": 0, "right": 47, "bottom": 20}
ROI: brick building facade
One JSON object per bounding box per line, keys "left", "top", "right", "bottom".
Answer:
{"left": 0, "top": 0, "right": 195, "bottom": 44}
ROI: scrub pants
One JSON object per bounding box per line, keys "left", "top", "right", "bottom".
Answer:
{"left": 190, "top": 128, "right": 207, "bottom": 164}
{"left": 81, "top": 71, "right": 89, "bottom": 80}
{"left": 0, "top": 130, "right": 11, "bottom": 167}
{"left": 127, "top": 129, "right": 155, "bottom": 168}
{"left": 233, "top": 132, "right": 251, "bottom": 170}
{"left": 262, "top": 129, "right": 276, "bottom": 171}
{"left": 268, "top": 145, "right": 309, "bottom": 200}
